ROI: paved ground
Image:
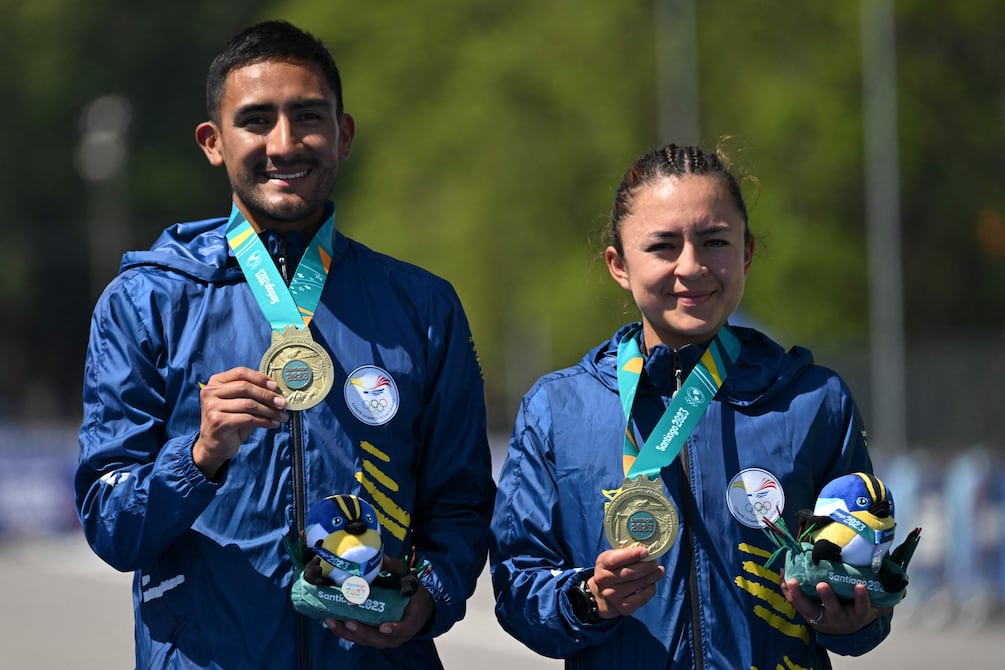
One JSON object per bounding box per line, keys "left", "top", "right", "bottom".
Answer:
{"left": 2, "top": 533, "right": 1001, "bottom": 669}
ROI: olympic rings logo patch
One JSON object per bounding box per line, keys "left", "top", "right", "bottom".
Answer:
{"left": 725, "top": 467, "right": 785, "bottom": 528}
{"left": 343, "top": 365, "right": 399, "bottom": 426}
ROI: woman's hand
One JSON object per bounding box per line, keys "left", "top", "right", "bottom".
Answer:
{"left": 780, "top": 574, "right": 893, "bottom": 635}
{"left": 591, "top": 546, "right": 666, "bottom": 619}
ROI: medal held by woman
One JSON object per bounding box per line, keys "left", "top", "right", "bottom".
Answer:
{"left": 603, "top": 324, "right": 740, "bottom": 559}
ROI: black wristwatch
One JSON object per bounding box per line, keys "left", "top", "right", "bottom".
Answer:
{"left": 568, "top": 575, "right": 603, "bottom": 625}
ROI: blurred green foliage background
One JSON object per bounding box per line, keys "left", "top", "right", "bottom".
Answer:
{"left": 2, "top": 0, "right": 1002, "bottom": 446}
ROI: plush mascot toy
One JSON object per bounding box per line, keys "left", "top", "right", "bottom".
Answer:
{"left": 304, "top": 494, "right": 384, "bottom": 588}
{"left": 763, "top": 472, "right": 921, "bottom": 608}
{"left": 288, "top": 493, "right": 424, "bottom": 625}
{"left": 798, "top": 473, "right": 897, "bottom": 572}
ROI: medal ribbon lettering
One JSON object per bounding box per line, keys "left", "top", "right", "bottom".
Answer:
{"left": 616, "top": 324, "right": 741, "bottom": 480}
{"left": 225, "top": 203, "right": 334, "bottom": 331}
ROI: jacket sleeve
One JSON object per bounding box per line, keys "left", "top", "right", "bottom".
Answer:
{"left": 490, "top": 384, "right": 620, "bottom": 659}
{"left": 75, "top": 276, "right": 219, "bottom": 572}
{"left": 410, "top": 285, "right": 496, "bottom": 638}
{"left": 816, "top": 616, "right": 892, "bottom": 658}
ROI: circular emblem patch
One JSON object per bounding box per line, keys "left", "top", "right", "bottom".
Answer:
{"left": 343, "top": 366, "right": 399, "bottom": 426}
{"left": 725, "top": 467, "right": 785, "bottom": 528}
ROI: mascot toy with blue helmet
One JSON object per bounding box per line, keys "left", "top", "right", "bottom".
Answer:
{"left": 799, "top": 472, "right": 898, "bottom": 577}
{"left": 763, "top": 472, "right": 921, "bottom": 609}
{"left": 288, "top": 494, "right": 424, "bottom": 625}
{"left": 304, "top": 494, "right": 384, "bottom": 592}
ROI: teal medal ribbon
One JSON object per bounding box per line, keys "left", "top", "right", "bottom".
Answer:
{"left": 602, "top": 324, "right": 741, "bottom": 559}
{"left": 225, "top": 204, "right": 334, "bottom": 330}
{"left": 225, "top": 204, "right": 337, "bottom": 410}
{"left": 617, "top": 324, "right": 741, "bottom": 478}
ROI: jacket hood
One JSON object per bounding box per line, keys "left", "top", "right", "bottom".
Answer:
{"left": 119, "top": 217, "right": 239, "bottom": 283}
{"left": 581, "top": 322, "right": 814, "bottom": 409}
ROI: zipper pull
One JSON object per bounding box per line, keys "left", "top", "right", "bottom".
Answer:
{"left": 673, "top": 350, "right": 683, "bottom": 398}
{"left": 277, "top": 236, "right": 289, "bottom": 283}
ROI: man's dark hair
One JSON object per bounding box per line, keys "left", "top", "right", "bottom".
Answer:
{"left": 205, "top": 20, "right": 344, "bottom": 123}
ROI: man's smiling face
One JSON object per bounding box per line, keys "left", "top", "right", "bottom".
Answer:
{"left": 196, "top": 57, "right": 355, "bottom": 234}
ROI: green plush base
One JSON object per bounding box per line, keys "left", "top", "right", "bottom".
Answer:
{"left": 785, "top": 542, "right": 908, "bottom": 608}
{"left": 291, "top": 572, "right": 410, "bottom": 625}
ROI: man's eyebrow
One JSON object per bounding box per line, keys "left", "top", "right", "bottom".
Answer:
{"left": 232, "top": 98, "right": 331, "bottom": 117}
{"left": 233, "top": 102, "right": 276, "bottom": 118}
{"left": 288, "top": 97, "right": 331, "bottom": 111}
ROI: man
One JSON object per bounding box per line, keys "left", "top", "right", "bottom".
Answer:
{"left": 75, "top": 20, "right": 494, "bottom": 669}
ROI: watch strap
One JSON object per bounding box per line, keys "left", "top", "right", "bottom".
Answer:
{"left": 568, "top": 574, "right": 603, "bottom": 625}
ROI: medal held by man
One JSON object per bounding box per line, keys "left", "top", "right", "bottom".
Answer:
{"left": 226, "top": 205, "right": 337, "bottom": 410}
{"left": 260, "top": 326, "right": 335, "bottom": 411}
{"left": 604, "top": 325, "right": 740, "bottom": 559}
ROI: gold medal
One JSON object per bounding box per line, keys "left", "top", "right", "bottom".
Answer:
{"left": 603, "top": 475, "right": 680, "bottom": 560}
{"left": 259, "top": 327, "right": 335, "bottom": 411}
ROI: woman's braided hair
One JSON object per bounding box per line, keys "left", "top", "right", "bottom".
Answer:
{"left": 608, "top": 143, "right": 751, "bottom": 255}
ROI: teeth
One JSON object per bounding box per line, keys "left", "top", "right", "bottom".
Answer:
{"left": 268, "top": 170, "right": 308, "bottom": 180}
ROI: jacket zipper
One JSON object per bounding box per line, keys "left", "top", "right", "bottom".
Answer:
{"left": 674, "top": 350, "right": 705, "bottom": 670}
{"left": 278, "top": 237, "right": 311, "bottom": 670}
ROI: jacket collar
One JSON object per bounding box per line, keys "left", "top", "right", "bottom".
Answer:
{"left": 586, "top": 322, "right": 815, "bottom": 408}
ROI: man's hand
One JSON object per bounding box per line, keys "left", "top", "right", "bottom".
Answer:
{"left": 192, "top": 366, "right": 288, "bottom": 478}
{"left": 591, "top": 546, "right": 666, "bottom": 619}
{"left": 323, "top": 555, "right": 435, "bottom": 649}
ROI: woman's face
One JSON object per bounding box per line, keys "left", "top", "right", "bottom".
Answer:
{"left": 605, "top": 174, "right": 754, "bottom": 350}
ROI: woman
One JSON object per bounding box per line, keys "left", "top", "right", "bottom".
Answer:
{"left": 490, "top": 144, "right": 892, "bottom": 669}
